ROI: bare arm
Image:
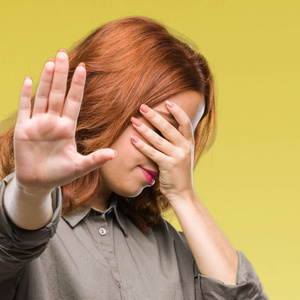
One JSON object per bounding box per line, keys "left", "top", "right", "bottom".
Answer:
{"left": 171, "top": 192, "right": 238, "bottom": 285}
{"left": 130, "top": 99, "right": 238, "bottom": 285}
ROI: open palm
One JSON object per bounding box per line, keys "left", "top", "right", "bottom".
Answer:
{"left": 14, "top": 50, "right": 116, "bottom": 192}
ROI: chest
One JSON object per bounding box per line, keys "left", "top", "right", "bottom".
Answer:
{"left": 24, "top": 217, "right": 194, "bottom": 300}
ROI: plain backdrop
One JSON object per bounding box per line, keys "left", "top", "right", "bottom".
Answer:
{"left": 1, "top": 1, "right": 299, "bottom": 299}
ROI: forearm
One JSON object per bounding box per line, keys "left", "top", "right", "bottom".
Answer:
{"left": 3, "top": 176, "right": 53, "bottom": 230}
{"left": 171, "top": 191, "right": 238, "bottom": 285}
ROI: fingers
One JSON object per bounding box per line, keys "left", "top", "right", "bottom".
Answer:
{"left": 138, "top": 103, "right": 194, "bottom": 145}
{"left": 139, "top": 104, "right": 181, "bottom": 145}
{"left": 32, "top": 59, "right": 55, "bottom": 116}
{"left": 32, "top": 50, "right": 85, "bottom": 122}
{"left": 165, "top": 101, "right": 194, "bottom": 142}
{"left": 17, "top": 76, "right": 33, "bottom": 124}
{"left": 62, "top": 63, "right": 86, "bottom": 121}
{"left": 47, "top": 50, "right": 69, "bottom": 115}
{"left": 131, "top": 117, "right": 173, "bottom": 155}
{"left": 130, "top": 135, "right": 166, "bottom": 165}
{"left": 76, "top": 149, "right": 117, "bottom": 175}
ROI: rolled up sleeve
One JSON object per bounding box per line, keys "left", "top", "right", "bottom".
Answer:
{"left": 0, "top": 173, "right": 62, "bottom": 298}
{"left": 195, "top": 250, "right": 269, "bottom": 299}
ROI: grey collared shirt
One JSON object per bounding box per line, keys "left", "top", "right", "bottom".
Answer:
{"left": 0, "top": 173, "right": 269, "bottom": 299}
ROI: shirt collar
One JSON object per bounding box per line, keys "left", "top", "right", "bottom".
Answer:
{"left": 62, "top": 194, "right": 128, "bottom": 236}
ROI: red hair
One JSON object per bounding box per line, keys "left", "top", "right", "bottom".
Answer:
{"left": 0, "top": 16, "right": 216, "bottom": 232}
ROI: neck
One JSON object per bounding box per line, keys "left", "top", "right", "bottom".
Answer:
{"left": 91, "top": 183, "right": 112, "bottom": 212}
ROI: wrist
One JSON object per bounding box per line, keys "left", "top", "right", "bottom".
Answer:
{"left": 4, "top": 177, "right": 54, "bottom": 230}
{"left": 14, "top": 177, "right": 53, "bottom": 199}
{"left": 167, "top": 188, "right": 198, "bottom": 208}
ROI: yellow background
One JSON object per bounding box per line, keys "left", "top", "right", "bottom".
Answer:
{"left": 1, "top": 1, "right": 299, "bottom": 299}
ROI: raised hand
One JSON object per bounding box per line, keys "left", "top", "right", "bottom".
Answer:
{"left": 14, "top": 50, "right": 116, "bottom": 194}
{"left": 130, "top": 91, "right": 204, "bottom": 203}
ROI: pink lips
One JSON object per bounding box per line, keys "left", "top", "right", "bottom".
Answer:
{"left": 139, "top": 167, "right": 159, "bottom": 185}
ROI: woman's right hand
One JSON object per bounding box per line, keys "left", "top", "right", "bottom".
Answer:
{"left": 14, "top": 50, "right": 117, "bottom": 196}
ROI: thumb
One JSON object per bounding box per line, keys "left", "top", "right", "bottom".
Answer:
{"left": 76, "top": 148, "right": 117, "bottom": 176}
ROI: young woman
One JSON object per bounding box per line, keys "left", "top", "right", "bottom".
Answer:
{"left": 0, "top": 17, "right": 268, "bottom": 299}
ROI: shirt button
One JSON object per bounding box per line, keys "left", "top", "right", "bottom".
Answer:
{"left": 99, "top": 227, "right": 107, "bottom": 236}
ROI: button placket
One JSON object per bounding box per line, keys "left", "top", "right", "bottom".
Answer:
{"left": 90, "top": 208, "right": 122, "bottom": 296}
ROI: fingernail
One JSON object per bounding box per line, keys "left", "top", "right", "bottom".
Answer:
{"left": 131, "top": 117, "right": 142, "bottom": 127}
{"left": 131, "top": 135, "right": 139, "bottom": 143}
{"left": 140, "top": 104, "right": 149, "bottom": 113}
{"left": 47, "top": 58, "right": 54, "bottom": 63}
{"left": 108, "top": 150, "right": 117, "bottom": 159}
{"left": 78, "top": 62, "right": 85, "bottom": 68}
{"left": 166, "top": 100, "right": 174, "bottom": 108}
{"left": 25, "top": 75, "right": 30, "bottom": 80}
{"left": 59, "top": 49, "right": 67, "bottom": 53}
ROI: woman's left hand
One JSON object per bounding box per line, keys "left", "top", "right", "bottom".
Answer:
{"left": 130, "top": 101, "right": 196, "bottom": 203}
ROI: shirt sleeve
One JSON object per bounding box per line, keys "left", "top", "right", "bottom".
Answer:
{"left": 168, "top": 226, "right": 269, "bottom": 300}
{"left": 0, "top": 173, "right": 62, "bottom": 298}
{"left": 194, "top": 250, "right": 269, "bottom": 299}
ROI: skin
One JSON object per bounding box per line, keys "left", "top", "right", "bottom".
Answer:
{"left": 4, "top": 50, "right": 238, "bottom": 285}
{"left": 98, "top": 90, "right": 205, "bottom": 210}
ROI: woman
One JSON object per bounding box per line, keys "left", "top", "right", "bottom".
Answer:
{"left": 0, "top": 16, "right": 268, "bottom": 299}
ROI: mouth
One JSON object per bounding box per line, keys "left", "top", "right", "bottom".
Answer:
{"left": 139, "top": 167, "right": 159, "bottom": 186}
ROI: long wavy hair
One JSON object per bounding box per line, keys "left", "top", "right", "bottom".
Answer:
{"left": 0, "top": 16, "right": 216, "bottom": 233}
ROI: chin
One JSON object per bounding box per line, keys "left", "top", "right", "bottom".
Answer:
{"left": 113, "top": 185, "right": 146, "bottom": 198}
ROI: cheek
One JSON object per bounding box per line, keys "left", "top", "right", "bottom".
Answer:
{"left": 110, "top": 126, "right": 143, "bottom": 162}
